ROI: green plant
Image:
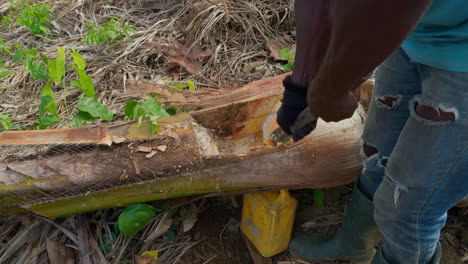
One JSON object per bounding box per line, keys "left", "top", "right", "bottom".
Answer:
{"left": 28, "top": 47, "right": 114, "bottom": 129}
{"left": 17, "top": 3, "right": 53, "bottom": 35}
{"left": 312, "top": 189, "right": 325, "bottom": 208}
{"left": 125, "top": 98, "right": 170, "bottom": 133}
{"left": 1, "top": 41, "right": 115, "bottom": 129}
{"left": 69, "top": 50, "right": 114, "bottom": 127}
{"left": 169, "top": 79, "right": 197, "bottom": 91}
{"left": 1, "top": 44, "right": 114, "bottom": 129}
{"left": 14, "top": 47, "right": 49, "bottom": 80}
{"left": 38, "top": 81, "right": 60, "bottom": 129}
{"left": 0, "top": 114, "right": 13, "bottom": 131}
{"left": 2, "top": 1, "right": 54, "bottom": 35}
{"left": 279, "top": 47, "right": 295, "bottom": 72}
{"left": 83, "top": 18, "right": 135, "bottom": 45}
{"left": 0, "top": 70, "right": 14, "bottom": 79}
{"left": 0, "top": 37, "right": 12, "bottom": 55}
{"left": 1, "top": 0, "right": 28, "bottom": 28}
{"left": 187, "top": 79, "right": 196, "bottom": 91}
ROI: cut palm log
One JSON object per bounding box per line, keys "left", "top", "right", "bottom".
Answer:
{"left": 0, "top": 75, "right": 372, "bottom": 218}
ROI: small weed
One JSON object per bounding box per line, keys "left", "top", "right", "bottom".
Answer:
{"left": 17, "top": 3, "right": 54, "bottom": 35}
{"left": 125, "top": 98, "right": 170, "bottom": 134}
{"left": 0, "top": 70, "right": 14, "bottom": 79}
{"left": 0, "top": 37, "right": 12, "bottom": 55}
{"left": 187, "top": 79, "right": 196, "bottom": 91}
{"left": 0, "top": 114, "right": 18, "bottom": 131}
{"left": 83, "top": 18, "right": 135, "bottom": 45}
{"left": 37, "top": 81, "right": 60, "bottom": 129}
{"left": 311, "top": 189, "right": 325, "bottom": 208}
{"left": 2, "top": 1, "right": 54, "bottom": 35}
{"left": 169, "top": 79, "right": 197, "bottom": 91}
{"left": 279, "top": 47, "right": 295, "bottom": 72}
{"left": 1, "top": 0, "right": 28, "bottom": 28}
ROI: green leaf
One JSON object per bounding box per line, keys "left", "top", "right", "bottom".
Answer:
{"left": 73, "top": 111, "right": 97, "bottom": 127}
{"left": 150, "top": 116, "right": 158, "bottom": 134}
{"left": 82, "top": 18, "right": 134, "bottom": 46}
{"left": 77, "top": 97, "right": 114, "bottom": 121}
{"left": 312, "top": 189, "right": 325, "bottom": 208}
{"left": 39, "top": 95, "right": 58, "bottom": 118}
{"left": 187, "top": 79, "right": 196, "bottom": 91}
{"left": 279, "top": 47, "right": 295, "bottom": 72}
{"left": 118, "top": 204, "right": 157, "bottom": 237}
{"left": 279, "top": 48, "right": 294, "bottom": 62}
{"left": 40, "top": 81, "right": 54, "bottom": 97}
{"left": 32, "top": 63, "right": 48, "bottom": 80}
{"left": 169, "top": 82, "right": 184, "bottom": 91}
{"left": 0, "top": 70, "right": 14, "bottom": 79}
{"left": 39, "top": 26, "right": 49, "bottom": 34}
{"left": 133, "top": 106, "right": 146, "bottom": 122}
{"left": 124, "top": 100, "right": 138, "bottom": 120}
{"left": 38, "top": 87, "right": 60, "bottom": 130}
{"left": 0, "top": 37, "right": 11, "bottom": 54}
{"left": 71, "top": 50, "right": 86, "bottom": 70}
{"left": 48, "top": 47, "right": 66, "bottom": 84}
{"left": 13, "top": 48, "right": 25, "bottom": 63}
{"left": 148, "top": 92, "right": 164, "bottom": 99}
{"left": 283, "top": 63, "right": 294, "bottom": 72}
{"left": 37, "top": 115, "right": 60, "bottom": 130}
{"left": 0, "top": 114, "right": 12, "bottom": 131}
{"left": 24, "top": 54, "right": 48, "bottom": 80}
{"left": 70, "top": 80, "right": 81, "bottom": 89}
{"left": 16, "top": 3, "right": 53, "bottom": 35}
{"left": 141, "top": 99, "right": 170, "bottom": 118}
{"left": 72, "top": 67, "right": 95, "bottom": 97}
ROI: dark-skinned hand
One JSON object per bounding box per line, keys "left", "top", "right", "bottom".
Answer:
{"left": 307, "top": 78, "right": 358, "bottom": 122}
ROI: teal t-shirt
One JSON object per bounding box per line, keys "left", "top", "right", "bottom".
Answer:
{"left": 402, "top": 0, "right": 468, "bottom": 72}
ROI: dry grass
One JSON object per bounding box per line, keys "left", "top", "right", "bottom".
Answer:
{"left": 0, "top": 206, "right": 203, "bottom": 264}
{"left": 0, "top": 0, "right": 294, "bottom": 130}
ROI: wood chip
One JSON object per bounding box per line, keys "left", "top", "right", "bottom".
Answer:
{"left": 156, "top": 145, "right": 167, "bottom": 152}
{"left": 112, "top": 136, "right": 126, "bottom": 144}
{"left": 136, "top": 146, "right": 153, "bottom": 153}
{"left": 133, "top": 158, "right": 141, "bottom": 175}
{"left": 97, "top": 132, "right": 113, "bottom": 146}
{"left": 145, "top": 150, "right": 158, "bottom": 159}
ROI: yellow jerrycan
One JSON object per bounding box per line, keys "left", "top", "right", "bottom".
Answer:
{"left": 240, "top": 189, "right": 298, "bottom": 257}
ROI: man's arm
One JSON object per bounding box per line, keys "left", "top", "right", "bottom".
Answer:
{"left": 291, "top": 0, "right": 331, "bottom": 87}
{"left": 276, "top": 0, "right": 331, "bottom": 136}
{"left": 309, "top": 0, "right": 432, "bottom": 122}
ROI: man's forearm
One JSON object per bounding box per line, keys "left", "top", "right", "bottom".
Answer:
{"left": 315, "top": 0, "right": 432, "bottom": 97}
{"left": 291, "top": 0, "right": 331, "bottom": 87}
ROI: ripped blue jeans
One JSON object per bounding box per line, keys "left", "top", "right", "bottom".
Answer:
{"left": 358, "top": 48, "right": 468, "bottom": 263}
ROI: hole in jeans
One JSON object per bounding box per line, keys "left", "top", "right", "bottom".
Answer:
{"left": 363, "top": 143, "right": 378, "bottom": 157}
{"left": 376, "top": 95, "right": 402, "bottom": 109}
{"left": 415, "top": 103, "right": 456, "bottom": 122}
{"left": 379, "top": 158, "right": 388, "bottom": 167}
